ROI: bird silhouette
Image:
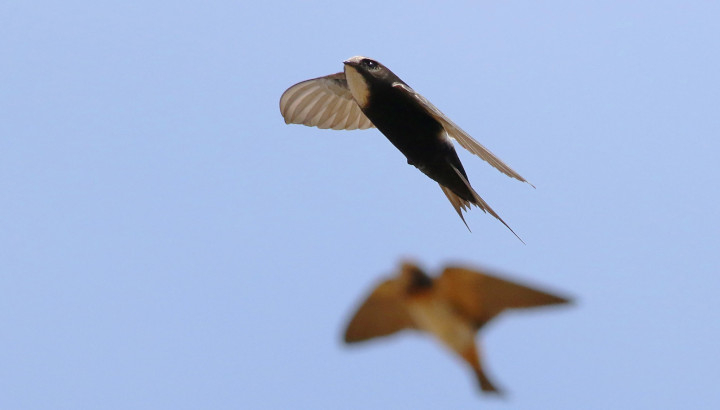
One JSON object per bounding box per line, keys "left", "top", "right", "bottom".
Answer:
{"left": 343, "top": 261, "right": 571, "bottom": 394}
{"left": 280, "top": 56, "right": 532, "bottom": 239}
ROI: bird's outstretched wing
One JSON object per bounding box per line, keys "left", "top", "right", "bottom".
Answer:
{"left": 343, "top": 279, "right": 415, "bottom": 343}
{"left": 392, "top": 82, "right": 532, "bottom": 186}
{"left": 436, "top": 266, "right": 571, "bottom": 329}
{"left": 280, "top": 73, "right": 375, "bottom": 130}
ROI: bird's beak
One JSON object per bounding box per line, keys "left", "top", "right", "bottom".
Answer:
{"left": 343, "top": 56, "right": 363, "bottom": 67}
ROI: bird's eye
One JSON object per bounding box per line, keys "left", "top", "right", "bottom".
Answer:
{"left": 363, "top": 59, "right": 378, "bottom": 69}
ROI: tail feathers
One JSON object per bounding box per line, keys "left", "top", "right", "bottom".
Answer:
{"left": 440, "top": 185, "right": 472, "bottom": 231}
{"left": 474, "top": 366, "right": 503, "bottom": 395}
{"left": 440, "top": 166, "right": 524, "bottom": 243}
{"left": 460, "top": 344, "right": 504, "bottom": 395}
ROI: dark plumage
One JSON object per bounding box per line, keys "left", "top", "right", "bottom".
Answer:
{"left": 280, "top": 56, "right": 532, "bottom": 238}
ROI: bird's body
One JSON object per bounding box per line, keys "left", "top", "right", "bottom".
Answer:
{"left": 405, "top": 294, "right": 498, "bottom": 392}
{"left": 345, "top": 69, "right": 476, "bottom": 203}
{"left": 343, "top": 261, "right": 571, "bottom": 394}
{"left": 280, "top": 56, "right": 531, "bottom": 236}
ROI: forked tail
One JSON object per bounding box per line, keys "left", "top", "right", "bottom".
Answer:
{"left": 439, "top": 166, "right": 525, "bottom": 243}
{"left": 460, "top": 344, "right": 504, "bottom": 395}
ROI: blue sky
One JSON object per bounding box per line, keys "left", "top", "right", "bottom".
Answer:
{"left": 2, "top": 1, "right": 719, "bottom": 409}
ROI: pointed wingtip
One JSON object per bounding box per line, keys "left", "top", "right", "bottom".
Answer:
{"left": 439, "top": 177, "right": 525, "bottom": 242}
{"left": 471, "top": 191, "right": 525, "bottom": 243}
{"left": 513, "top": 174, "right": 535, "bottom": 189}
{"left": 557, "top": 295, "right": 575, "bottom": 306}
{"left": 498, "top": 218, "right": 525, "bottom": 244}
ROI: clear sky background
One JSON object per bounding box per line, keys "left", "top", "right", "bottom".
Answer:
{"left": 2, "top": 1, "right": 719, "bottom": 409}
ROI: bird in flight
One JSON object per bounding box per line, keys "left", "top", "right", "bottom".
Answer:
{"left": 280, "top": 56, "right": 532, "bottom": 239}
{"left": 342, "top": 261, "right": 571, "bottom": 394}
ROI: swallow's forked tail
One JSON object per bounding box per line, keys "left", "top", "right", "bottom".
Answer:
{"left": 440, "top": 166, "right": 524, "bottom": 244}
{"left": 460, "top": 345, "right": 503, "bottom": 395}
{"left": 475, "top": 366, "right": 502, "bottom": 394}
{"left": 440, "top": 184, "right": 473, "bottom": 230}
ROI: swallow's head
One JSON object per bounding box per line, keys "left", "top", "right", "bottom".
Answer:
{"left": 398, "top": 261, "right": 434, "bottom": 292}
{"left": 343, "top": 56, "right": 383, "bottom": 71}
{"left": 343, "top": 56, "right": 397, "bottom": 108}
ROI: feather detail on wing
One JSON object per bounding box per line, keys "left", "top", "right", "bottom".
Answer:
{"left": 280, "top": 73, "right": 375, "bottom": 130}
{"left": 392, "top": 82, "right": 532, "bottom": 186}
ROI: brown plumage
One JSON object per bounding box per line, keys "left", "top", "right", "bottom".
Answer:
{"left": 343, "top": 261, "right": 571, "bottom": 394}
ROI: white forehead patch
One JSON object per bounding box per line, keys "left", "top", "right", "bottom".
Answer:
{"left": 344, "top": 55, "right": 367, "bottom": 65}
{"left": 344, "top": 65, "right": 371, "bottom": 109}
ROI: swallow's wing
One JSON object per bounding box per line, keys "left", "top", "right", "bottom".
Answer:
{"left": 436, "top": 266, "right": 571, "bottom": 328}
{"left": 280, "top": 73, "right": 375, "bottom": 130}
{"left": 392, "top": 82, "right": 532, "bottom": 186}
{"left": 344, "top": 279, "right": 415, "bottom": 343}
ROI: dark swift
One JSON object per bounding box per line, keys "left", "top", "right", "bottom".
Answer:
{"left": 280, "top": 56, "right": 532, "bottom": 238}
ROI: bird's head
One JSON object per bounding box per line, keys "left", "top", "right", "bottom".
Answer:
{"left": 343, "top": 56, "right": 398, "bottom": 108}
{"left": 398, "top": 261, "right": 434, "bottom": 293}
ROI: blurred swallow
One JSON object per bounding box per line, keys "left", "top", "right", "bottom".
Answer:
{"left": 343, "top": 261, "right": 571, "bottom": 394}
{"left": 280, "top": 56, "right": 532, "bottom": 239}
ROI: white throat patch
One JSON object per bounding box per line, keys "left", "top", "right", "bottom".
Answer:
{"left": 344, "top": 65, "right": 371, "bottom": 109}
